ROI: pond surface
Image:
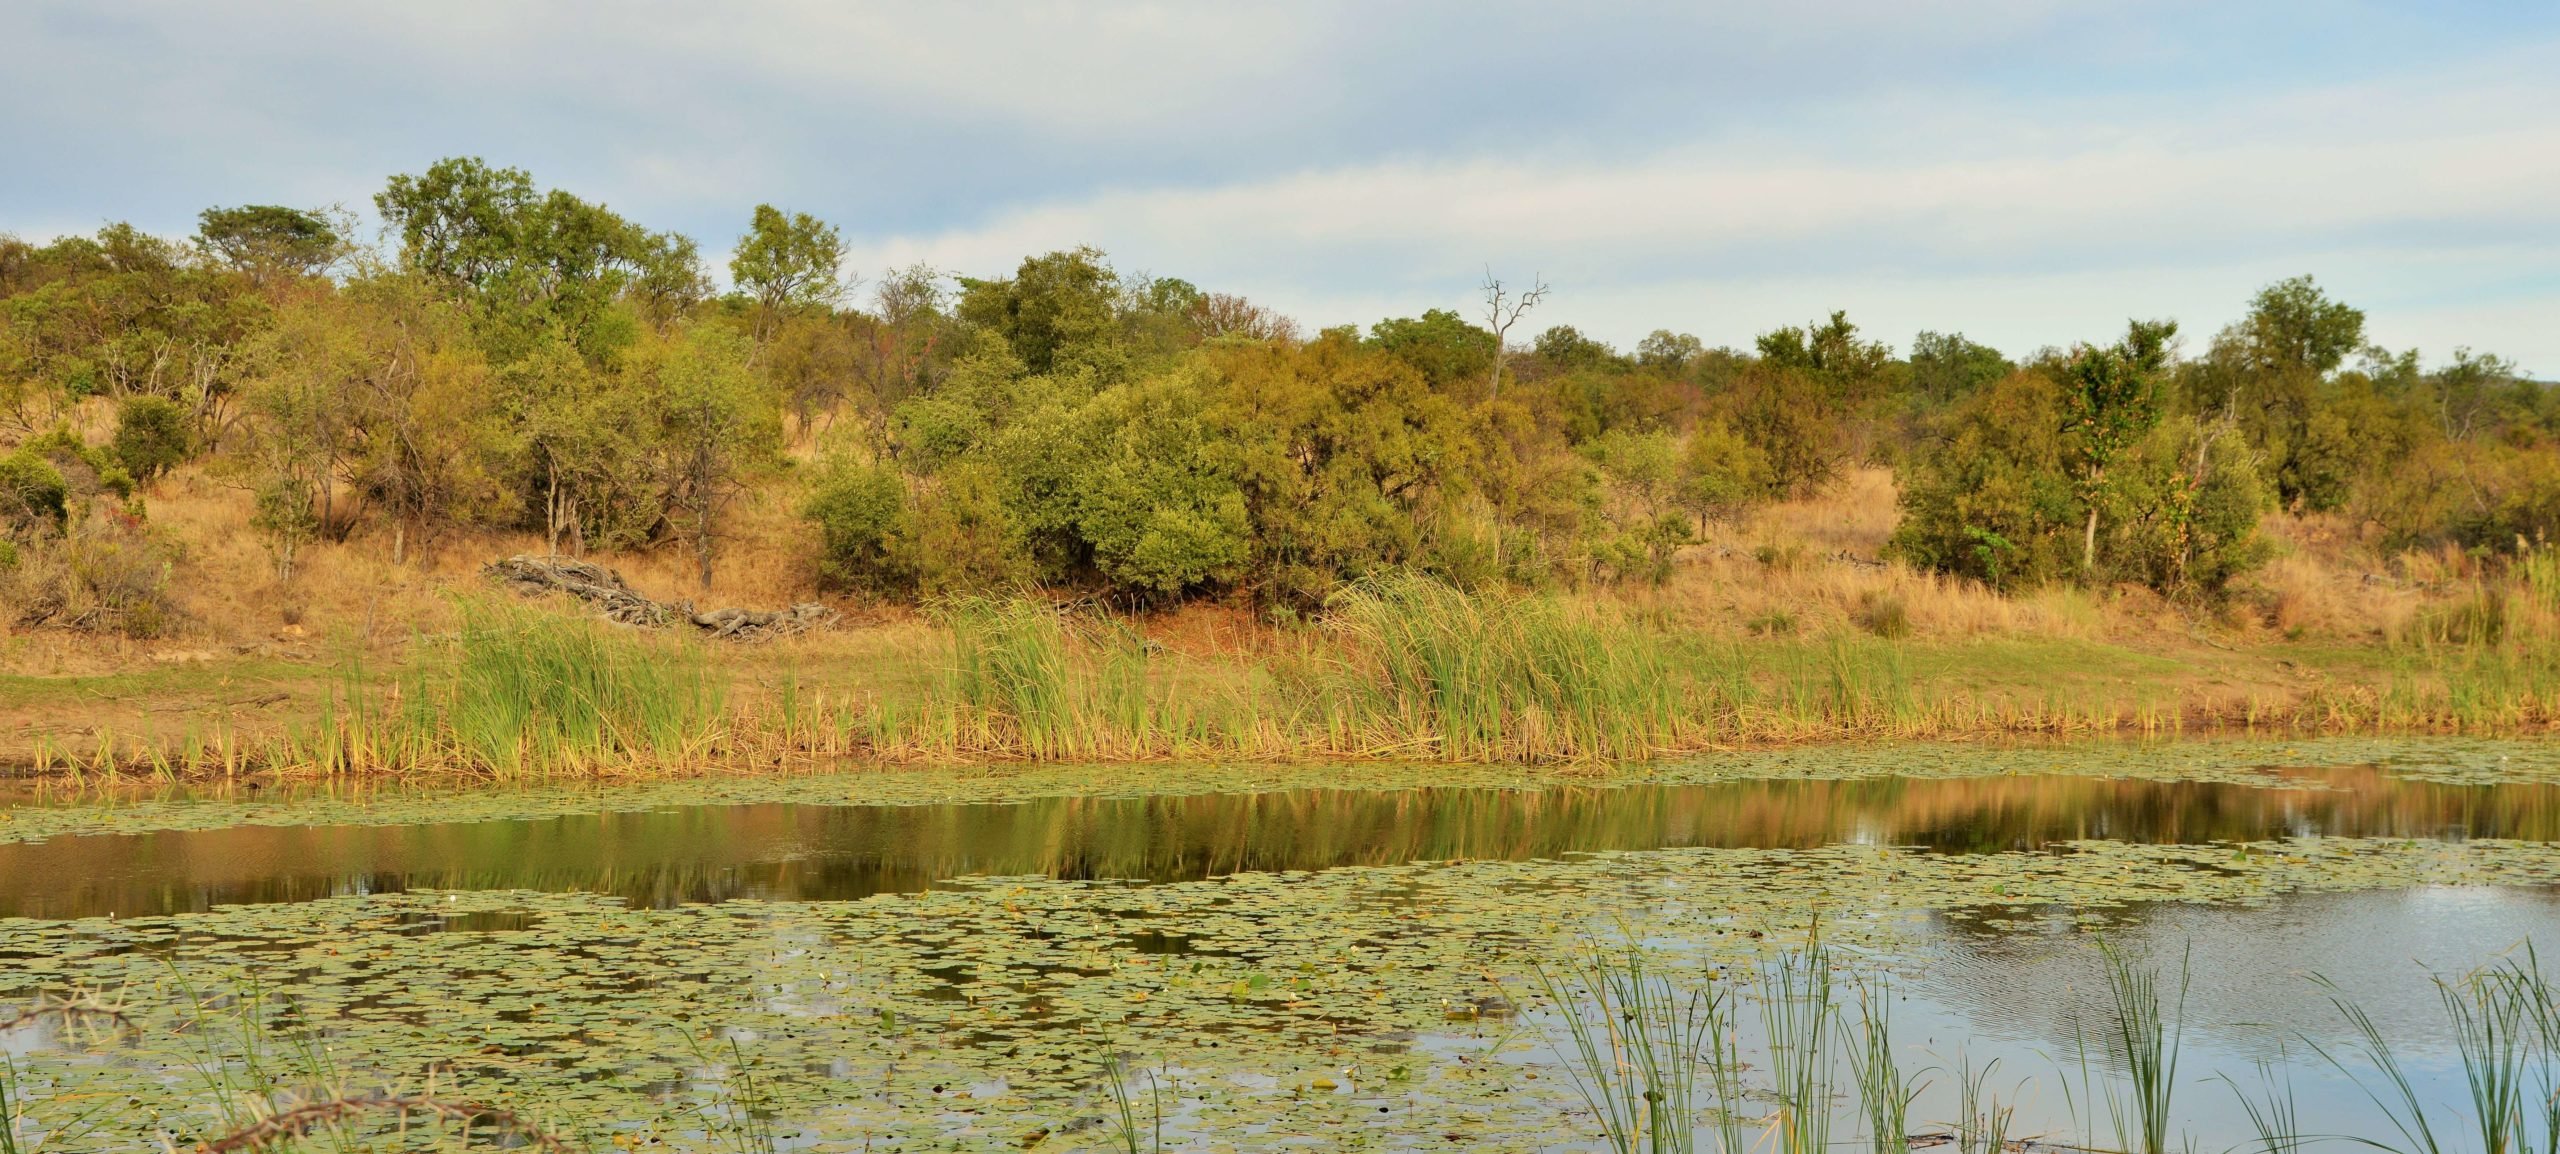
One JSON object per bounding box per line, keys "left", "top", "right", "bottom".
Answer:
{"left": 7, "top": 744, "right": 2560, "bottom": 1151}
{"left": 1876, "top": 885, "right": 2560, "bottom": 1142}
{"left": 6, "top": 762, "right": 2560, "bottom": 919}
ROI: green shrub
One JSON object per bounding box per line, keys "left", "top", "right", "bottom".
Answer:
{"left": 899, "top": 461, "right": 1031, "bottom": 595}
{"left": 17, "top": 428, "right": 133, "bottom": 500}
{"left": 112, "top": 394, "right": 193, "bottom": 480}
{"left": 0, "top": 451, "right": 68, "bottom": 534}
{"left": 250, "top": 473, "right": 318, "bottom": 581}
{"left": 1887, "top": 372, "right": 2077, "bottom": 591}
{"left": 1679, "top": 419, "right": 1771, "bottom": 524}
{"left": 805, "top": 455, "right": 1029, "bottom": 597}
{"left": 804, "top": 457, "right": 910, "bottom": 592}
{"left": 1054, "top": 371, "right": 1249, "bottom": 598}
{"left": 2104, "top": 420, "right": 2274, "bottom": 598}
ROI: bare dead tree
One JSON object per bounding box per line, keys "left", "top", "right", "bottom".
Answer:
{"left": 1480, "top": 269, "right": 1550, "bottom": 399}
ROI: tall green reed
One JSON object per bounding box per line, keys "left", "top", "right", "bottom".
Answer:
{"left": 1535, "top": 939, "right": 1723, "bottom": 1154}
{"left": 2316, "top": 949, "right": 2560, "bottom": 1154}
{"left": 1953, "top": 1056, "right": 2016, "bottom": 1154}
{"left": 1845, "top": 972, "right": 1926, "bottom": 1154}
{"left": 1759, "top": 936, "right": 1841, "bottom": 1154}
{"left": 2099, "top": 942, "right": 2190, "bottom": 1154}
{"left": 1099, "top": 1052, "right": 1166, "bottom": 1154}
{"left": 1330, "top": 573, "right": 1684, "bottom": 759}
{"left": 2222, "top": 1051, "right": 2307, "bottom": 1154}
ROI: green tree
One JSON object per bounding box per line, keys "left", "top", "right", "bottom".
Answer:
{"left": 638, "top": 325, "right": 779, "bottom": 591}
{"left": 375, "top": 157, "right": 683, "bottom": 361}
{"left": 196, "top": 205, "right": 342, "bottom": 285}
{"left": 1757, "top": 311, "right": 1893, "bottom": 404}
{"left": 1635, "top": 330, "right": 1703, "bottom": 374}
{"left": 2238, "top": 275, "right": 2366, "bottom": 377}
{"left": 2106, "top": 419, "right": 2272, "bottom": 598}
{"left": 730, "top": 204, "right": 847, "bottom": 343}
{"left": 957, "top": 248, "right": 1126, "bottom": 377}
{"left": 2059, "top": 319, "right": 2176, "bottom": 572}
{"left": 1729, "top": 362, "right": 1842, "bottom": 497}
{"left": 1677, "top": 420, "right": 1769, "bottom": 527}
{"left": 2185, "top": 275, "right": 2368, "bottom": 509}
{"left": 1908, "top": 331, "right": 2011, "bottom": 403}
{"left": 1367, "top": 309, "right": 1496, "bottom": 396}
{"left": 250, "top": 473, "right": 317, "bottom": 581}
{"left": 627, "top": 231, "right": 713, "bottom": 329}
{"left": 1888, "top": 371, "right": 2077, "bottom": 591}
{"left": 375, "top": 158, "right": 542, "bottom": 293}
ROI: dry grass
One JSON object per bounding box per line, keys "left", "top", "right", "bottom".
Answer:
{"left": 9, "top": 463, "right": 2560, "bottom": 778}
{"left": 1652, "top": 468, "right": 2139, "bottom": 643}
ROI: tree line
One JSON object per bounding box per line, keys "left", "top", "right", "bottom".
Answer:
{"left": 1, "top": 157, "right": 2553, "bottom": 633}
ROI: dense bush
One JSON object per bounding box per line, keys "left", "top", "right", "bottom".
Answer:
{"left": 1888, "top": 372, "right": 2077, "bottom": 590}
{"left": 4, "top": 160, "right": 2545, "bottom": 621}
{"left": 0, "top": 450, "right": 68, "bottom": 534}
{"left": 0, "top": 508, "right": 178, "bottom": 637}
{"left": 2102, "top": 420, "right": 2274, "bottom": 598}
{"left": 803, "top": 457, "right": 908, "bottom": 591}
{"left": 1892, "top": 359, "right": 2275, "bottom": 600}
{"left": 112, "top": 394, "right": 193, "bottom": 480}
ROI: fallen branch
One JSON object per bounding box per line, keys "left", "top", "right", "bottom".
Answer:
{"left": 0, "top": 989, "right": 137, "bottom": 1040}
{"left": 483, "top": 555, "right": 835, "bottom": 641}
{"left": 195, "top": 1094, "right": 572, "bottom": 1154}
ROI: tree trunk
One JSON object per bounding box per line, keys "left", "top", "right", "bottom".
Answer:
{"left": 696, "top": 507, "right": 715, "bottom": 593}
{"left": 2083, "top": 505, "right": 2101, "bottom": 573}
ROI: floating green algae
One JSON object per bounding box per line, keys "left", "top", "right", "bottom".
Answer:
{"left": 7, "top": 833, "right": 2560, "bottom": 1151}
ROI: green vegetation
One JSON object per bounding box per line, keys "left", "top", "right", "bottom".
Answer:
{"left": 5, "top": 161, "right": 2551, "bottom": 638}
{"left": 310, "top": 600, "right": 722, "bottom": 777}
{"left": 1535, "top": 937, "right": 1725, "bottom": 1154}
{"left": 2097, "top": 944, "right": 2191, "bottom": 1154}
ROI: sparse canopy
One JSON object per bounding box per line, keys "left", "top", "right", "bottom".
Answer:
{"left": 730, "top": 204, "right": 848, "bottom": 339}
{"left": 195, "top": 205, "right": 341, "bottom": 282}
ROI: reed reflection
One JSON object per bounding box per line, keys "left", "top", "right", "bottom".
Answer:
{"left": 6, "top": 765, "right": 2558, "bottom": 920}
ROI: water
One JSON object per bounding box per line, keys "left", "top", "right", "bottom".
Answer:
{"left": 8, "top": 756, "right": 2560, "bottom": 1148}
{"left": 5, "top": 764, "right": 2557, "bottom": 919}
{"left": 1889, "top": 886, "right": 2560, "bottom": 1141}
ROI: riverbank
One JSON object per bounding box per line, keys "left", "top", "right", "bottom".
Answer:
{"left": 3, "top": 588, "right": 2556, "bottom": 782}
{"left": 6, "top": 468, "right": 2555, "bottom": 782}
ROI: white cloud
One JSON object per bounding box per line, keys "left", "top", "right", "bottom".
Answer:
{"left": 840, "top": 50, "right": 2560, "bottom": 369}
{"left": 7, "top": 1, "right": 2554, "bottom": 370}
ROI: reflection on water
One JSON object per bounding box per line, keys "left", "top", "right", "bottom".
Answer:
{"left": 5, "top": 763, "right": 2559, "bottom": 919}
{"left": 1876, "top": 886, "right": 2560, "bottom": 1141}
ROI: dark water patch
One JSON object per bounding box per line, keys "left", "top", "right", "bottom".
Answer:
{"left": 6, "top": 765, "right": 2560, "bottom": 919}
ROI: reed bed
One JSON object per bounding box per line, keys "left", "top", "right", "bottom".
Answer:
{"left": 20, "top": 572, "right": 2560, "bottom": 781}
{"left": 1528, "top": 934, "right": 2560, "bottom": 1154}
{"left": 268, "top": 600, "right": 727, "bottom": 778}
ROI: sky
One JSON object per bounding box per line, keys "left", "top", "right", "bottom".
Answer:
{"left": 5, "top": 1, "right": 2556, "bottom": 372}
